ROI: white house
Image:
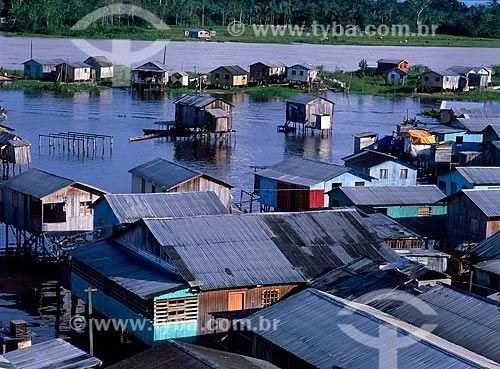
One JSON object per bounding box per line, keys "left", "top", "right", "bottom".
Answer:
{"left": 421, "top": 70, "right": 459, "bottom": 91}
{"left": 287, "top": 63, "right": 318, "bottom": 84}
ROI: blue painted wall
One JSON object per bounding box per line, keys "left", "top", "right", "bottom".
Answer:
{"left": 93, "top": 199, "right": 120, "bottom": 237}
{"left": 24, "top": 60, "right": 43, "bottom": 79}
{"left": 438, "top": 170, "right": 500, "bottom": 196}
{"left": 72, "top": 275, "right": 200, "bottom": 345}
{"left": 368, "top": 161, "right": 417, "bottom": 186}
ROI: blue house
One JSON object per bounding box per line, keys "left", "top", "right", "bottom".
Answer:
{"left": 328, "top": 185, "right": 447, "bottom": 241}
{"left": 438, "top": 167, "right": 500, "bottom": 196}
{"left": 343, "top": 150, "right": 417, "bottom": 186}
{"left": 23, "top": 58, "right": 65, "bottom": 79}
{"left": 385, "top": 67, "right": 408, "bottom": 85}
{"left": 254, "top": 156, "right": 371, "bottom": 211}
{"left": 449, "top": 118, "right": 500, "bottom": 153}
{"left": 92, "top": 191, "right": 229, "bottom": 237}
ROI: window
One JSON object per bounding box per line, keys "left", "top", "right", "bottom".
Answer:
{"left": 438, "top": 180, "right": 446, "bottom": 191}
{"left": 435, "top": 77, "right": 440, "bottom": 82}
{"left": 224, "top": 74, "right": 230, "bottom": 80}
{"left": 262, "top": 290, "right": 280, "bottom": 307}
{"left": 418, "top": 207, "right": 432, "bottom": 218}
{"left": 424, "top": 76, "right": 429, "bottom": 81}
{"left": 214, "top": 73, "right": 220, "bottom": 80}
{"left": 299, "top": 70, "right": 304, "bottom": 76}
{"left": 399, "top": 169, "right": 408, "bottom": 179}
{"left": 379, "top": 169, "right": 388, "bottom": 179}
{"left": 291, "top": 70, "right": 296, "bottom": 76}
{"left": 456, "top": 136, "right": 464, "bottom": 144}
{"left": 228, "top": 292, "right": 245, "bottom": 311}
{"left": 355, "top": 181, "right": 365, "bottom": 187}
{"left": 151, "top": 185, "right": 156, "bottom": 193}
{"left": 26, "top": 64, "right": 31, "bottom": 71}
{"left": 79, "top": 201, "right": 92, "bottom": 216}
{"left": 141, "top": 179, "right": 146, "bottom": 193}
{"left": 43, "top": 203, "right": 66, "bottom": 223}
{"left": 154, "top": 296, "right": 198, "bottom": 324}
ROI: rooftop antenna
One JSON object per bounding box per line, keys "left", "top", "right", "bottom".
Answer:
{"left": 30, "top": 40, "right": 33, "bottom": 60}
{"left": 162, "top": 44, "right": 166, "bottom": 65}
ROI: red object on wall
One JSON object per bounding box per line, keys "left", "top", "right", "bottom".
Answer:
{"left": 309, "top": 189, "right": 324, "bottom": 208}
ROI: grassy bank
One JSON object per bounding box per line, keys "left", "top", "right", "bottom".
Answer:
{"left": 5, "top": 25, "right": 500, "bottom": 48}
{"left": 1, "top": 80, "right": 106, "bottom": 92}
{"left": 419, "top": 90, "right": 500, "bottom": 101}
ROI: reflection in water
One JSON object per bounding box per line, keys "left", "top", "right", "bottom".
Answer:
{"left": 173, "top": 136, "right": 234, "bottom": 167}
{"left": 283, "top": 133, "right": 334, "bottom": 162}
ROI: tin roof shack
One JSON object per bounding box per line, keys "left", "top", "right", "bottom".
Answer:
{"left": 86, "top": 215, "right": 305, "bottom": 342}
{"left": 56, "top": 61, "right": 92, "bottom": 82}
{"left": 286, "top": 63, "right": 318, "bottom": 84}
{"left": 420, "top": 70, "right": 459, "bottom": 92}
{"left": 439, "top": 101, "right": 486, "bottom": 124}
{"left": 84, "top": 56, "right": 113, "bottom": 80}
{"left": 210, "top": 65, "right": 248, "bottom": 88}
{"left": 472, "top": 259, "right": 500, "bottom": 297}
{"left": 254, "top": 156, "right": 370, "bottom": 211}
{"left": 328, "top": 185, "right": 447, "bottom": 241}
{"left": 0, "top": 129, "right": 31, "bottom": 178}
{"left": 173, "top": 94, "right": 234, "bottom": 133}
{"left": 131, "top": 61, "right": 171, "bottom": 91}
{"left": 353, "top": 131, "right": 378, "bottom": 154}
{"left": 356, "top": 210, "right": 425, "bottom": 249}
{"left": 468, "top": 231, "right": 500, "bottom": 264}
{"left": 376, "top": 59, "right": 408, "bottom": 75}
{"left": 108, "top": 340, "right": 279, "bottom": 369}
{"left": 0, "top": 168, "right": 106, "bottom": 234}
{"left": 446, "top": 189, "right": 500, "bottom": 246}
{"left": 394, "top": 248, "right": 450, "bottom": 273}
{"left": 0, "top": 338, "right": 102, "bottom": 368}
{"left": 449, "top": 65, "right": 489, "bottom": 90}
{"left": 92, "top": 192, "right": 229, "bottom": 237}
{"left": 129, "top": 157, "right": 232, "bottom": 209}
{"left": 170, "top": 71, "right": 189, "bottom": 88}
{"left": 283, "top": 94, "right": 334, "bottom": 133}
{"left": 385, "top": 67, "right": 407, "bottom": 85}
{"left": 236, "top": 288, "right": 498, "bottom": 369}
{"left": 343, "top": 150, "right": 417, "bottom": 186}
{"left": 249, "top": 61, "right": 287, "bottom": 83}
{"left": 438, "top": 167, "right": 500, "bottom": 196}
{"left": 22, "top": 58, "right": 65, "bottom": 80}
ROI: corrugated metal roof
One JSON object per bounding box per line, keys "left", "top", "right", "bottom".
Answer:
{"left": 97, "top": 192, "right": 228, "bottom": 224}
{"left": 456, "top": 167, "right": 500, "bottom": 185}
{"left": 173, "top": 71, "right": 189, "bottom": 77}
{"left": 108, "top": 340, "right": 279, "bottom": 369}
{"left": 206, "top": 108, "right": 229, "bottom": 118}
{"left": 133, "top": 60, "right": 170, "bottom": 72}
{"left": 424, "top": 70, "right": 459, "bottom": 77}
{"left": 352, "top": 131, "right": 377, "bottom": 138}
{"left": 255, "top": 156, "right": 349, "bottom": 187}
{"left": 310, "top": 257, "right": 408, "bottom": 303}
{"left": 377, "top": 58, "right": 405, "bottom": 64}
{"left": 334, "top": 185, "right": 445, "bottom": 206}
{"left": 241, "top": 288, "right": 498, "bottom": 369}
{"left": 356, "top": 211, "right": 423, "bottom": 240}
{"left": 250, "top": 60, "right": 286, "bottom": 68}
{"left": 0, "top": 168, "right": 74, "bottom": 199}
{"left": 62, "top": 61, "right": 91, "bottom": 68}
{"left": 254, "top": 209, "right": 399, "bottom": 280}
{"left": 85, "top": 56, "right": 113, "bottom": 67}
{"left": 342, "top": 149, "right": 401, "bottom": 168}
{"left": 210, "top": 65, "right": 247, "bottom": 75}
{"left": 23, "top": 58, "right": 65, "bottom": 65}
{"left": 421, "top": 125, "right": 466, "bottom": 134}
{"left": 385, "top": 284, "right": 500, "bottom": 364}
{"left": 289, "top": 63, "right": 317, "bottom": 70}
{"left": 284, "top": 94, "right": 334, "bottom": 105}
{"left": 461, "top": 189, "right": 500, "bottom": 218}
{"left": 129, "top": 158, "right": 202, "bottom": 190}
{"left": 69, "top": 240, "right": 185, "bottom": 298}
{"left": 474, "top": 259, "right": 500, "bottom": 276}
{"left": 143, "top": 215, "right": 305, "bottom": 291}
{"left": 440, "top": 101, "right": 485, "bottom": 111}
{"left": 452, "top": 118, "right": 500, "bottom": 133}
{"left": 448, "top": 65, "right": 477, "bottom": 75}
{"left": 0, "top": 338, "right": 102, "bottom": 369}
{"left": 173, "top": 94, "right": 234, "bottom": 108}
{"left": 468, "top": 231, "right": 500, "bottom": 260}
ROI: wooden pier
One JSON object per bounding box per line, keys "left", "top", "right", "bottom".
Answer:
{"left": 38, "top": 131, "right": 113, "bottom": 158}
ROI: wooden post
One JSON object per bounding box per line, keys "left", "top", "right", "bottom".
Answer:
{"left": 84, "top": 287, "right": 97, "bottom": 356}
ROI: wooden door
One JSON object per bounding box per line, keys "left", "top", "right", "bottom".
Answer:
{"left": 228, "top": 292, "right": 245, "bottom": 311}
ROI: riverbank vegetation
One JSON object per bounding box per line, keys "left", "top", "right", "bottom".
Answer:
{"left": 1, "top": 0, "right": 500, "bottom": 47}
{"left": 1, "top": 80, "right": 106, "bottom": 92}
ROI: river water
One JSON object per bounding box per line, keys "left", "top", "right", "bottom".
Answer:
{"left": 0, "top": 36, "right": 500, "bottom": 364}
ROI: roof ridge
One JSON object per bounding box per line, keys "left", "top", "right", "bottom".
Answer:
{"left": 167, "top": 341, "right": 223, "bottom": 369}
